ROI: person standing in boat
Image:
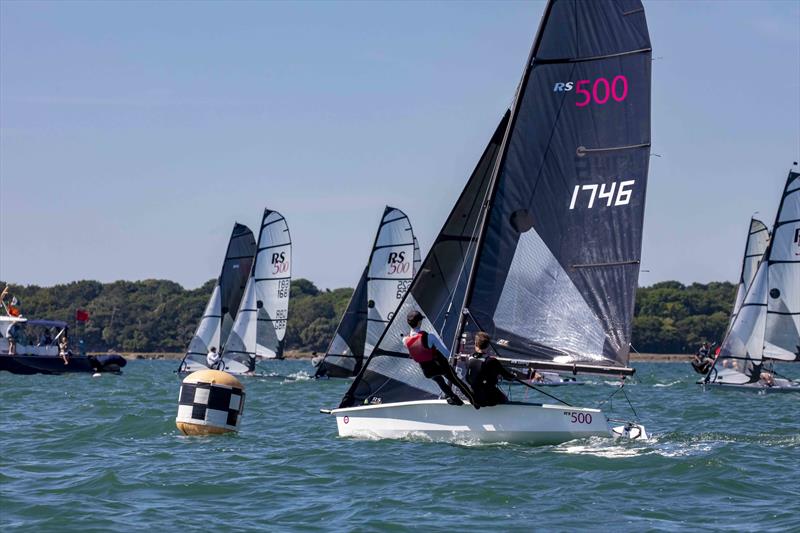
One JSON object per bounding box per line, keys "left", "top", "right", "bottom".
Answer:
{"left": 58, "top": 333, "right": 70, "bottom": 365}
{"left": 7, "top": 324, "right": 18, "bottom": 355}
{"left": 466, "top": 332, "right": 517, "bottom": 407}
{"left": 206, "top": 346, "right": 222, "bottom": 369}
{"left": 403, "top": 310, "right": 478, "bottom": 408}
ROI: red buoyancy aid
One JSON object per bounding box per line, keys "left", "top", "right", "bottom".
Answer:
{"left": 404, "top": 331, "right": 437, "bottom": 363}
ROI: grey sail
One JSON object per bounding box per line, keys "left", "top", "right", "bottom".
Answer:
{"left": 729, "top": 218, "right": 770, "bottom": 330}
{"left": 465, "top": 0, "right": 652, "bottom": 371}
{"left": 716, "top": 171, "right": 800, "bottom": 382}
{"left": 316, "top": 207, "right": 417, "bottom": 378}
{"left": 180, "top": 223, "right": 256, "bottom": 372}
{"left": 223, "top": 209, "right": 292, "bottom": 374}
{"left": 340, "top": 112, "right": 509, "bottom": 406}
{"left": 316, "top": 268, "right": 369, "bottom": 378}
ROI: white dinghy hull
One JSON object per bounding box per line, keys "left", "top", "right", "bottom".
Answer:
{"left": 701, "top": 379, "right": 800, "bottom": 393}
{"left": 330, "top": 399, "right": 645, "bottom": 445}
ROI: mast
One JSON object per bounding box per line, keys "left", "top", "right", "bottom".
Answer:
{"left": 450, "top": 1, "right": 555, "bottom": 355}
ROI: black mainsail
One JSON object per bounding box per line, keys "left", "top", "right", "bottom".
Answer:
{"left": 341, "top": 0, "right": 652, "bottom": 407}
{"left": 180, "top": 223, "right": 256, "bottom": 372}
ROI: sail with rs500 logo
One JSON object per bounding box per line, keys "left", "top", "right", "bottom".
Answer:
{"left": 222, "top": 209, "right": 292, "bottom": 374}
{"left": 315, "top": 207, "right": 418, "bottom": 378}
{"left": 340, "top": 0, "right": 652, "bottom": 409}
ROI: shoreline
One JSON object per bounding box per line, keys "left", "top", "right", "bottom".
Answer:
{"left": 100, "top": 352, "right": 691, "bottom": 363}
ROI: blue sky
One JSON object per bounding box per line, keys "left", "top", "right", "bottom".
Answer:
{"left": 1, "top": 0, "right": 798, "bottom": 290}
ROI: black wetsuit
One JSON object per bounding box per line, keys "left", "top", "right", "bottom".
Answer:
{"left": 691, "top": 346, "right": 713, "bottom": 374}
{"left": 466, "top": 353, "right": 516, "bottom": 407}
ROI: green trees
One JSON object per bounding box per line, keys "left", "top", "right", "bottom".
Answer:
{"left": 0, "top": 278, "right": 736, "bottom": 354}
{"left": 631, "top": 281, "right": 736, "bottom": 353}
{"left": 0, "top": 278, "right": 353, "bottom": 353}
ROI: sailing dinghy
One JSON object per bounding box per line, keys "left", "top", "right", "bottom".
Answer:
{"left": 221, "top": 209, "right": 292, "bottom": 375}
{"left": 692, "top": 217, "right": 769, "bottom": 374}
{"left": 178, "top": 223, "right": 256, "bottom": 373}
{"left": 323, "top": 0, "right": 653, "bottom": 445}
{"left": 703, "top": 170, "right": 800, "bottom": 392}
{"left": 314, "top": 207, "right": 419, "bottom": 378}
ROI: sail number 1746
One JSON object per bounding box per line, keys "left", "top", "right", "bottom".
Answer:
{"left": 569, "top": 180, "right": 635, "bottom": 210}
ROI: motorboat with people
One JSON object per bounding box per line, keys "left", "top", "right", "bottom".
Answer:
{"left": 701, "top": 169, "right": 800, "bottom": 392}
{"left": 0, "top": 315, "right": 126, "bottom": 375}
{"left": 323, "top": 0, "right": 653, "bottom": 445}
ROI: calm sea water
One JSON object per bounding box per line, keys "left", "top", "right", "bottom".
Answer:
{"left": 1, "top": 360, "right": 798, "bottom": 532}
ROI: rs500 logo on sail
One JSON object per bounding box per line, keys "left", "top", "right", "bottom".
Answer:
{"left": 387, "top": 251, "right": 410, "bottom": 275}
{"left": 553, "top": 76, "right": 629, "bottom": 107}
{"left": 271, "top": 252, "right": 289, "bottom": 274}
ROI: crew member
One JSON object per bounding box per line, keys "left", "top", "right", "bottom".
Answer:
{"left": 403, "top": 310, "right": 478, "bottom": 408}
{"left": 466, "top": 332, "right": 517, "bottom": 407}
{"left": 691, "top": 341, "right": 714, "bottom": 374}
{"left": 7, "top": 324, "right": 18, "bottom": 355}
{"left": 206, "top": 347, "right": 222, "bottom": 369}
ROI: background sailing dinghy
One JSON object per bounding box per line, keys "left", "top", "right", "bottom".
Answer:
{"left": 221, "top": 209, "right": 292, "bottom": 375}
{"left": 178, "top": 223, "right": 256, "bottom": 373}
{"left": 314, "top": 207, "right": 419, "bottom": 378}
{"left": 691, "top": 217, "right": 769, "bottom": 374}
{"left": 324, "top": 0, "right": 653, "bottom": 445}
{"left": 703, "top": 170, "right": 800, "bottom": 392}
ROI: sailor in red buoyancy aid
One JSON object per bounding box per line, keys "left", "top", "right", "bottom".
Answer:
{"left": 403, "top": 310, "right": 478, "bottom": 409}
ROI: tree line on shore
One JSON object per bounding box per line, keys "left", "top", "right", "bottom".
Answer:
{"left": 1, "top": 278, "right": 734, "bottom": 355}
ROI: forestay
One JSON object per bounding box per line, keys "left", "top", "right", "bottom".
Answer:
{"left": 340, "top": 113, "right": 509, "bottom": 406}
{"left": 223, "top": 210, "right": 292, "bottom": 374}
{"left": 729, "top": 218, "right": 770, "bottom": 329}
{"left": 717, "top": 171, "right": 800, "bottom": 381}
{"left": 317, "top": 207, "right": 418, "bottom": 378}
{"left": 181, "top": 223, "right": 256, "bottom": 372}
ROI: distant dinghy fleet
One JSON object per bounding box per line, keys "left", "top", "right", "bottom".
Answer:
{"left": 2, "top": 0, "right": 798, "bottom": 448}
{"left": 179, "top": 209, "right": 292, "bottom": 376}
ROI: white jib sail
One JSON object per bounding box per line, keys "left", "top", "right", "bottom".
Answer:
{"left": 730, "top": 219, "right": 769, "bottom": 327}
{"left": 365, "top": 207, "right": 416, "bottom": 356}
{"left": 183, "top": 285, "right": 223, "bottom": 372}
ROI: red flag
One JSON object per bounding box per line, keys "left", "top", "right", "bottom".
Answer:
{"left": 76, "top": 309, "right": 90, "bottom": 322}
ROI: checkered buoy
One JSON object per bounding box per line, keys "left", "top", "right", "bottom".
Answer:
{"left": 176, "top": 369, "right": 245, "bottom": 435}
